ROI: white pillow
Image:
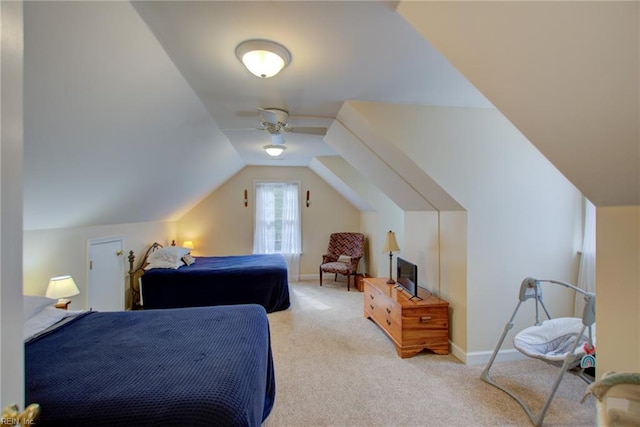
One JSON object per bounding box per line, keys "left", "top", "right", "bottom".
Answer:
{"left": 23, "top": 295, "right": 56, "bottom": 321}
{"left": 145, "top": 246, "right": 191, "bottom": 270}
{"left": 145, "top": 260, "right": 183, "bottom": 270}
{"left": 337, "top": 255, "right": 351, "bottom": 264}
{"left": 147, "top": 246, "right": 190, "bottom": 263}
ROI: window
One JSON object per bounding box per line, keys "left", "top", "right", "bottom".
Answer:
{"left": 253, "top": 182, "right": 301, "bottom": 256}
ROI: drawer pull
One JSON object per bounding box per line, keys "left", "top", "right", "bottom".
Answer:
{"left": 386, "top": 308, "right": 391, "bottom": 314}
{"left": 420, "top": 316, "right": 432, "bottom": 323}
{"left": 370, "top": 304, "right": 375, "bottom": 310}
{"left": 386, "top": 319, "right": 391, "bottom": 326}
{"left": 369, "top": 294, "right": 374, "bottom": 300}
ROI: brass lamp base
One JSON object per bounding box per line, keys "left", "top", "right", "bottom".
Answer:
{"left": 387, "top": 251, "right": 395, "bottom": 284}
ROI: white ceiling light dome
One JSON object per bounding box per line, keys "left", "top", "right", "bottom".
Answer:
{"left": 264, "top": 144, "right": 286, "bottom": 157}
{"left": 236, "top": 39, "right": 291, "bottom": 79}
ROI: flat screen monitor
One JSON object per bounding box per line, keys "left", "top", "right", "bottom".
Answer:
{"left": 396, "top": 257, "right": 419, "bottom": 298}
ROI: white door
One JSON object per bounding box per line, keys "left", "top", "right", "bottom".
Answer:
{"left": 88, "top": 237, "right": 125, "bottom": 311}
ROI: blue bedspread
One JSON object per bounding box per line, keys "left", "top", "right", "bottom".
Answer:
{"left": 141, "top": 254, "right": 290, "bottom": 312}
{"left": 26, "top": 305, "right": 275, "bottom": 426}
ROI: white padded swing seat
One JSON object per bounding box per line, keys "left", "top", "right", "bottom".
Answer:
{"left": 514, "top": 317, "right": 596, "bottom": 363}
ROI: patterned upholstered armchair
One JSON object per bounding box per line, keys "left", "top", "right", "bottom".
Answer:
{"left": 319, "top": 232, "right": 365, "bottom": 291}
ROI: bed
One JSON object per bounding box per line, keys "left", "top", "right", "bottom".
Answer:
{"left": 24, "top": 298, "right": 275, "bottom": 427}
{"left": 128, "top": 243, "right": 290, "bottom": 312}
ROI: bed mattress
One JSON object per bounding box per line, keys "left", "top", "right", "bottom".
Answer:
{"left": 26, "top": 305, "right": 275, "bottom": 426}
{"left": 141, "top": 254, "right": 290, "bottom": 313}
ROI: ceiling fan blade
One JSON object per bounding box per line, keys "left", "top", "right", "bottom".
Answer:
{"left": 221, "top": 127, "right": 264, "bottom": 132}
{"left": 288, "top": 127, "right": 327, "bottom": 136}
{"left": 235, "top": 111, "right": 259, "bottom": 118}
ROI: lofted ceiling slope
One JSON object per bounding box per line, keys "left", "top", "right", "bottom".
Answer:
{"left": 309, "top": 157, "right": 374, "bottom": 212}
{"left": 24, "top": 1, "right": 492, "bottom": 230}
{"left": 336, "top": 101, "right": 465, "bottom": 212}
{"left": 24, "top": 1, "right": 244, "bottom": 230}
{"left": 398, "top": 1, "right": 640, "bottom": 207}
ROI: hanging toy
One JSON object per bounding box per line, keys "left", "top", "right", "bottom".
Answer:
{"left": 581, "top": 354, "right": 596, "bottom": 369}
{"left": 583, "top": 342, "right": 596, "bottom": 355}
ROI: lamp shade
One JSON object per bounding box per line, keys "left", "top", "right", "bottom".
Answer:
{"left": 182, "top": 241, "right": 194, "bottom": 250}
{"left": 383, "top": 230, "right": 400, "bottom": 252}
{"left": 236, "top": 39, "right": 291, "bottom": 79}
{"left": 264, "top": 144, "right": 286, "bottom": 157}
{"left": 46, "top": 275, "right": 80, "bottom": 300}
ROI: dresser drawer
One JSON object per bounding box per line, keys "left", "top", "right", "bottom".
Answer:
{"left": 404, "top": 306, "right": 448, "bottom": 329}
{"left": 364, "top": 282, "right": 401, "bottom": 322}
{"left": 370, "top": 306, "right": 401, "bottom": 341}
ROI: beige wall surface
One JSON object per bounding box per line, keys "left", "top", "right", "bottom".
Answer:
{"left": 596, "top": 206, "right": 640, "bottom": 375}
{"left": 176, "top": 166, "right": 361, "bottom": 278}
{"left": 348, "top": 101, "right": 584, "bottom": 359}
{"left": 23, "top": 221, "right": 176, "bottom": 310}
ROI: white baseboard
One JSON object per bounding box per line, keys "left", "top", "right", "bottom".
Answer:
{"left": 298, "top": 274, "right": 319, "bottom": 281}
{"left": 449, "top": 341, "right": 466, "bottom": 363}
{"left": 464, "top": 348, "right": 528, "bottom": 366}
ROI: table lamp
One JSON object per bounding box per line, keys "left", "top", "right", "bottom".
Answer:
{"left": 383, "top": 230, "right": 400, "bottom": 284}
{"left": 183, "top": 241, "right": 194, "bottom": 250}
{"left": 46, "top": 275, "right": 80, "bottom": 309}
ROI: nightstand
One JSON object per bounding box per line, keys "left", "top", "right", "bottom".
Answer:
{"left": 54, "top": 300, "right": 71, "bottom": 310}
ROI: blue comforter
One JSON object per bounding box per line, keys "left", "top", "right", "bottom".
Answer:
{"left": 26, "top": 305, "right": 275, "bottom": 426}
{"left": 141, "top": 254, "right": 290, "bottom": 312}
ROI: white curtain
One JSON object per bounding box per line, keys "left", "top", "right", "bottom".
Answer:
{"left": 253, "top": 184, "right": 277, "bottom": 254}
{"left": 575, "top": 198, "right": 596, "bottom": 317}
{"left": 253, "top": 182, "right": 301, "bottom": 281}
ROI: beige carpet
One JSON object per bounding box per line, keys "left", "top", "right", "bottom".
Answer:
{"left": 263, "top": 280, "right": 596, "bottom": 427}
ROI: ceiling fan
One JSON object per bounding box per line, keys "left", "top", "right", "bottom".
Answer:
{"left": 225, "top": 107, "right": 329, "bottom": 145}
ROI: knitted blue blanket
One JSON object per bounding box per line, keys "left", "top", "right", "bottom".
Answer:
{"left": 26, "top": 305, "right": 275, "bottom": 426}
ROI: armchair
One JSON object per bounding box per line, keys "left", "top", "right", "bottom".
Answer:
{"left": 319, "top": 232, "right": 365, "bottom": 291}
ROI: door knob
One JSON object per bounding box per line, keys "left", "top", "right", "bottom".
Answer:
{"left": 116, "top": 250, "right": 123, "bottom": 256}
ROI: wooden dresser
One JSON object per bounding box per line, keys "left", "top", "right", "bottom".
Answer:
{"left": 363, "top": 277, "right": 449, "bottom": 358}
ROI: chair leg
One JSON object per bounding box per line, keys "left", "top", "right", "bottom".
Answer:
{"left": 319, "top": 268, "right": 323, "bottom": 286}
{"left": 347, "top": 274, "right": 350, "bottom": 291}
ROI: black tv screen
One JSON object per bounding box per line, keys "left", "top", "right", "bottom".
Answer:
{"left": 396, "top": 257, "right": 418, "bottom": 297}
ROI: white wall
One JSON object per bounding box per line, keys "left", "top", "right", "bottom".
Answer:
{"left": 402, "top": 211, "right": 439, "bottom": 293}
{"left": 348, "top": 101, "right": 584, "bottom": 360}
{"left": 595, "top": 206, "right": 640, "bottom": 375}
{"left": 23, "top": 221, "right": 176, "bottom": 310}
{"left": 439, "top": 211, "right": 468, "bottom": 357}
{"left": 1, "top": 0, "right": 24, "bottom": 408}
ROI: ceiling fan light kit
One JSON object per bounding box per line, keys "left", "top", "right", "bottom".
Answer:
{"left": 264, "top": 144, "right": 286, "bottom": 157}
{"left": 236, "top": 39, "right": 291, "bottom": 79}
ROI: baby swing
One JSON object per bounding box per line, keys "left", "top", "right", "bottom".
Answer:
{"left": 481, "top": 277, "right": 596, "bottom": 426}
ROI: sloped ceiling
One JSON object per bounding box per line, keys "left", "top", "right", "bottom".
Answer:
{"left": 398, "top": 1, "right": 640, "bottom": 207}
{"left": 31, "top": 2, "right": 635, "bottom": 228}
{"left": 23, "top": 1, "right": 492, "bottom": 230}
{"left": 24, "top": 1, "right": 244, "bottom": 230}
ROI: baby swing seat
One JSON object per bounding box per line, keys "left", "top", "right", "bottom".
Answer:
{"left": 514, "top": 317, "right": 594, "bottom": 364}
{"left": 481, "top": 277, "right": 596, "bottom": 426}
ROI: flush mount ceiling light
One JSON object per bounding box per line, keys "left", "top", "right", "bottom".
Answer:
{"left": 264, "top": 144, "right": 286, "bottom": 157}
{"left": 236, "top": 39, "right": 291, "bottom": 79}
